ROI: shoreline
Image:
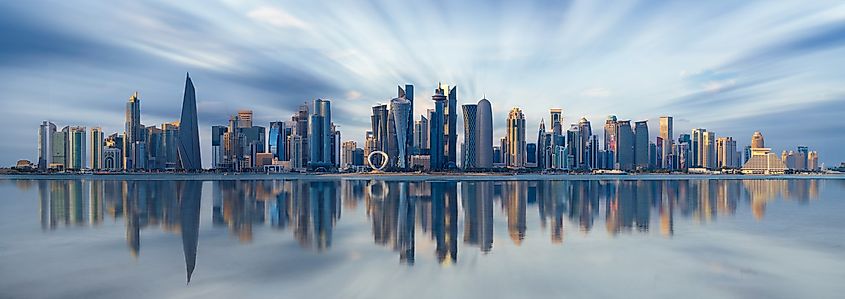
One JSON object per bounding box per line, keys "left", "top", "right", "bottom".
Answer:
{"left": 1, "top": 172, "right": 843, "bottom": 181}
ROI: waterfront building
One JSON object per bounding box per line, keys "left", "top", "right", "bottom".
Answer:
{"left": 341, "top": 141, "right": 359, "bottom": 169}
{"left": 429, "top": 86, "right": 447, "bottom": 170}
{"left": 526, "top": 143, "right": 537, "bottom": 166}
{"left": 124, "top": 92, "right": 142, "bottom": 170}
{"left": 440, "top": 83, "right": 458, "bottom": 168}
{"left": 742, "top": 135, "right": 786, "bottom": 174}
{"left": 161, "top": 122, "right": 180, "bottom": 169}
{"left": 796, "top": 146, "right": 809, "bottom": 170}
{"left": 211, "top": 125, "right": 228, "bottom": 170}
{"left": 659, "top": 116, "right": 674, "bottom": 169}
{"left": 102, "top": 148, "right": 121, "bottom": 171}
{"left": 703, "top": 131, "right": 716, "bottom": 169}
{"left": 398, "top": 85, "right": 415, "bottom": 157}
{"left": 269, "top": 121, "right": 285, "bottom": 161}
{"left": 90, "top": 127, "right": 103, "bottom": 170}
{"left": 615, "top": 120, "right": 634, "bottom": 170}
{"left": 413, "top": 115, "right": 428, "bottom": 151}
{"left": 38, "top": 121, "right": 56, "bottom": 171}
{"left": 389, "top": 97, "right": 412, "bottom": 169}
{"left": 578, "top": 117, "right": 592, "bottom": 169}
{"left": 716, "top": 137, "right": 737, "bottom": 168}
{"left": 476, "top": 98, "right": 494, "bottom": 169}
{"left": 808, "top": 151, "right": 819, "bottom": 171}
{"left": 691, "top": 128, "right": 707, "bottom": 168}
{"left": 66, "top": 126, "right": 86, "bottom": 170}
{"left": 178, "top": 74, "right": 202, "bottom": 171}
{"left": 536, "top": 119, "right": 546, "bottom": 169}
{"left": 634, "top": 120, "right": 649, "bottom": 170}
{"left": 603, "top": 115, "right": 618, "bottom": 169}
{"left": 308, "top": 99, "right": 334, "bottom": 170}
{"left": 462, "top": 103, "right": 478, "bottom": 169}
{"left": 566, "top": 125, "right": 580, "bottom": 170}
{"left": 505, "top": 107, "right": 526, "bottom": 168}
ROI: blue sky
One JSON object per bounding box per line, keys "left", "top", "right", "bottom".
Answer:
{"left": 1, "top": 0, "right": 844, "bottom": 167}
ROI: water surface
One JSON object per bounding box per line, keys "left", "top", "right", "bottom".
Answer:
{"left": 1, "top": 179, "right": 843, "bottom": 298}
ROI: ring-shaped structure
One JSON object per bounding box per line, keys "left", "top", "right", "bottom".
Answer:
{"left": 367, "top": 150, "right": 389, "bottom": 171}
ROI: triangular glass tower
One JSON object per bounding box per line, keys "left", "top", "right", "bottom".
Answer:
{"left": 178, "top": 73, "right": 202, "bottom": 171}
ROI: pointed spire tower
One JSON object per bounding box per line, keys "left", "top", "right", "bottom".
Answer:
{"left": 178, "top": 73, "right": 202, "bottom": 171}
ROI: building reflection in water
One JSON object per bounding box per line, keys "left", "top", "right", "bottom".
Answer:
{"left": 33, "top": 179, "right": 825, "bottom": 280}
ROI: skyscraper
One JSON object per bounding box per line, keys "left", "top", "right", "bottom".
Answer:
{"left": 210, "top": 125, "right": 228, "bottom": 169}
{"left": 51, "top": 129, "right": 67, "bottom": 169}
{"left": 414, "top": 115, "right": 429, "bottom": 151}
{"left": 124, "top": 91, "right": 141, "bottom": 170}
{"left": 398, "top": 85, "right": 414, "bottom": 156}
{"left": 308, "top": 99, "right": 334, "bottom": 169}
{"left": 430, "top": 86, "right": 447, "bottom": 170}
{"left": 461, "top": 103, "right": 478, "bottom": 169}
{"left": 578, "top": 117, "right": 592, "bottom": 169}
{"left": 691, "top": 128, "right": 707, "bottom": 168}
{"left": 66, "top": 126, "right": 86, "bottom": 170}
{"left": 476, "top": 98, "right": 494, "bottom": 169}
{"left": 506, "top": 107, "right": 526, "bottom": 168}
{"left": 177, "top": 74, "right": 202, "bottom": 171}
{"left": 716, "top": 137, "right": 737, "bottom": 168}
{"left": 269, "top": 121, "right": 284, "bottom": 161}
{"left": 615, "top": 120, "right": 634, "bottom": 170}
{"left": 550, "top": 109, "right": 563, "bottom": 136}
{"left": 90, "top": 127, "right": 103, "bottom": 170}
{"left": 703, "top": 131, "right": 716, "bottom": 169}
{"left": 659, "top": 116, "right": 673, "bottom": 169}
{"left": 603, "top": 115, "right": 618, "bottom": 168}
{"left": 38, "top": 121, "right": 56, "bottom": 171}
{"left": 390, "top": 97, "right": 411, "bottom": 169}
{"left": 634, "top": 120, "right": 649, "bottom": 170}
{"left": 536, "top": 119, "right": 546, "bottom": 169}
{"left": 433, "top": 83, "right": 458, "bottom": 168}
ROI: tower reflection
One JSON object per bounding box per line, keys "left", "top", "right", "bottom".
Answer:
{"left": 31, "top": 178, "right": 825, "bottom": 279}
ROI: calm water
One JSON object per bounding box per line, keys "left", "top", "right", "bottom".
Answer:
{"left": 1, "top": 178, "right": 843, "bottom": 298}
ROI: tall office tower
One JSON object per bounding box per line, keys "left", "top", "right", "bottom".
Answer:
{"left": 578, "top": 118, "right": 592, "bottom": 169}
{"left": 143, "top": 126, "right": 162, "bottom": 169}
{"left": 716, "top": 137, "right": 737, "bottom": 168}
{"left": 124, "top": 91, "right": 142, "bottom": 170}
{"left": 603, "top": 115, "right": 618, "bottom": 168}
{"left": 797, "top": 146, "right": 809, "bottom": 171}
{"left": 588, "top": 135, "right": 599, "bottom": 169}
{"left": 807, "top": 151, "right": 819, "bottom": 171}
{"left": 550, "top": 109, "right": 563, "bottom": 136}
{"left": 677, "top": 133, "right": 691, "bottom": 169}
{"left": 398, "top": 85, "right": 414, "bottom": 156}
{"left": 51, "top": 129, "right": 68, "bottom": 169}
{"left": 341, "top": 141, "right": 358, "bottom": 169}
{"left": 390, "top": 97, "right": 412, "bottom": 169}
{"left": 499, "top": 137, "right": 508, "bottom": 165}
{"left": 308, "top": 99, "right": 334, "bottom": 169}
{"left": 333, "top": 127, "right": 341, "bottom": 168}
{"left": 536, "top": 119, "right": 546, "bottom": 169}
{"left": 90, "top": 127, "right": 103, "bottom": 170}
{"left": 462, "top": 103, "right": 478, "bottom": 169}
{"left": 371, "top": 104, "right": 389, "bottom": 152}
{"left": 237, "top": 110, "right": 253, "bottom": 128}
{"left": 566, "top": 125, "right": 580, "bottom": 169}
{"left": 435, "top": 83, "right": 458, "bottom": 168}
{"left": 654, "top": 136, "right": 663, "bottom": 167}
{"left": 269, "top": 121, "right": 285, "bottom": 160}
{"left": 703, "top": 131, "right": 716, "bottom": 169}
{"left": 475, "top": 98, "right": 493, "bottom": 169}
{"left": 292, "top": 104, "right": 310, "bottom": 166}
{"left": 615, "top": 120, "right": 634, "bottom": 170}
{"left": 364, "top": 131, "right": 376, "bottom": 159}
{"left": 659, "top": 116, "right": 674, "bottom": 169}
{"left": 690, "top": 128, "right": 707, "bottom": 167}
{"left": 430, "top": 87, "right": 447, "bottom": 170}
{"left": 38, "top": 121, "right": 57, "bottom": 171}
{"left": 505, "top": 108, "right": 526, "bottom": 168}
{"left": 413, "top": 115, "right": 429, "bottom": 151}
{"left": 161, "top": 122, "right": 180, "bottom": 169}
{"left": 210, "top": 125, "right": 228, "bottom": 169}
{"left": 66, "top": 126, "right": 86, "bottom": 170}
{"left": 178, "top": 74, "right": 202, "bottom": 171}
{"left": 751, "top": 131, "right": 765, "bottom": 148}
{"left": 526, "top": 143, "right": 537, "bottom": 165}
{"left": 634, "top": 120, "right": 649, "bottom": 170}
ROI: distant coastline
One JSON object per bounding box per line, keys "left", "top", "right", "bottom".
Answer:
{"left": 1, "top": 172, "right": 843, "bottom": 181}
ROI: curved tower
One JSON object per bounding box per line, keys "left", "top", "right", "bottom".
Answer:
{"left": 462, "top": 104, "right": 478, "bottom": 169}
{"left": 751, "top": 131, "right": 765, "bottom": 149}
{"left": 178, "top": 73, "right": 202, "bottom": 171}
{"left": 476, "top": 99, "right": 493, "bottom": 169}
{"left": 390, "top": 97, "right": 411, "bottom": 169}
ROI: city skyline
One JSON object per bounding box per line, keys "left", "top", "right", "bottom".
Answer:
{"left": 2, "top": 1, "right": 845, "bottom": 167}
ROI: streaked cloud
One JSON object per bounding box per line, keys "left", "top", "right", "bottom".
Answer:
{"left": 248, "top": 6, "right": 309, "bottom": 29}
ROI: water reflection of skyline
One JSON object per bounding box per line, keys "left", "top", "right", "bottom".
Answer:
{"left": 31, "top": 179, "right": 823, "bottom": 281}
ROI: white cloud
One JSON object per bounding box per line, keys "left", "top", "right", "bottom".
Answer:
{"left": 703, "top": 79, "right": 736, "bottom": 92}
{"left": 247, "top": 6, "right": 308, "bottom": 29}
{"left": 345, "top": 90, "right": 363, "bottom": 100}
{"left": 581, "top": 87, "right": 612, "bottom": 98}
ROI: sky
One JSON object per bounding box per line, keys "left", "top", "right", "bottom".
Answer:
{"left": 1, "top": 0, "right": 844, "bottom": 168}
